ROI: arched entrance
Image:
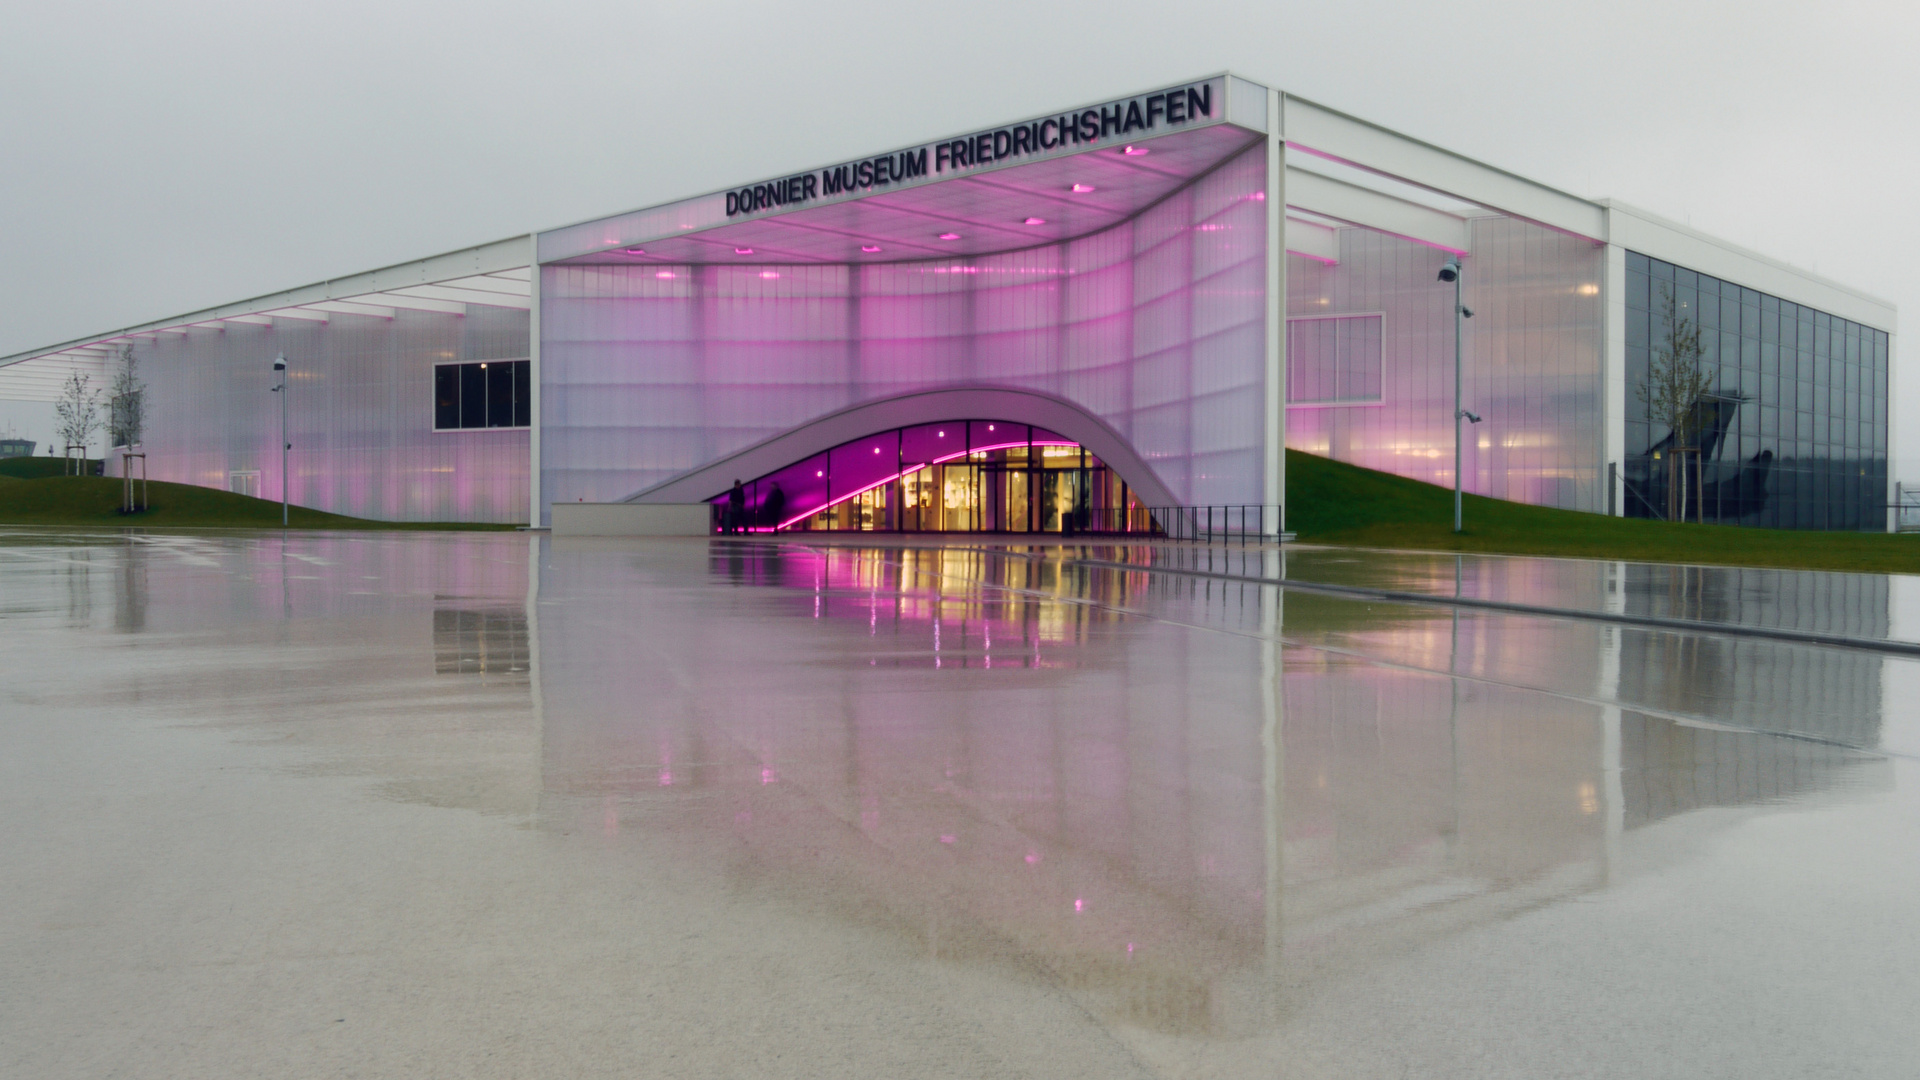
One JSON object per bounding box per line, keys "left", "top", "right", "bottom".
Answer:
{"left": 710, "top": 419, "right": 1152, "bottom": 534}
{"left": 622, "top": 386, "right": 1180, "bottom": 534}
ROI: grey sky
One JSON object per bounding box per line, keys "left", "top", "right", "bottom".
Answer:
{"left": 2, "top": 0, "right": 1913, "bottom": 462}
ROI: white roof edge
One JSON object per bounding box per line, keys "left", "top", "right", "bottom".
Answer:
{"left": 1278, "top": 92, "right": 1607, "bottom": 237}
{"left": 1, "top": 234, "right": 532, "bottom": 368}
{"left": 1599, "top": 199, "right": 1896, "bottom": 329}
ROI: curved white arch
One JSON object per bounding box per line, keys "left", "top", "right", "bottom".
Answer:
{"left": 623, "top": 386, "right": 1179, "bottom": 509}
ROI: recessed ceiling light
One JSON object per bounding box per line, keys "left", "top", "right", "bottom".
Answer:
{"left": 861, "top": 245, "right": 881, "bottom": 253}
{"left": 734, "top": 247, "right": 754, "bottom": 255}
{"left": 625, "top": 247, "right": 645, "bottom": 254}
{"left": 1122, "top": 145, "right": 1149, "bottom": 156}
{"left": 656, "top": 271, "right": 676, "bottom": 280}
{"left": 1071, "top": 183, "right": 1095, "bottom": 193}
{"left": 1024, "top": 217, "right": 1046, "bottom": 225}
{"left": 760, "top": 271, "right": 779, "bottom": 279}
{"left": 938, "top": 232, "right": 960, "bottom": 240}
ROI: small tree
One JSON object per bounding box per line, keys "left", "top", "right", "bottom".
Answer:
{"left": 109, "top": 344, "right": 146, "bottom": 449}
{"left": 54, "top": 370, "right": 104, "bottom": 474}
{"left": 1637, "top": 285, "right": 1714, "bottom": 520}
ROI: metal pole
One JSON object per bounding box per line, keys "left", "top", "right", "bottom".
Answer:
{"left": 274, "top": 355, "right": 288, "bottom": 527}
{"left": 1453, "top": 273, "right": 1464, "bottom": 533}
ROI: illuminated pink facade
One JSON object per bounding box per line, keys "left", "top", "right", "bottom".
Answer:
{"left": 539, "top": 144, "right": 1270, "bottom": 518}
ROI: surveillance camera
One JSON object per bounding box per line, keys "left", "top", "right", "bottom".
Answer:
{"left": 1436, "top": 260, "right": 1460, "bottom": 283}
{"left": 1460, "top": 410, "right": 1483, "bottom": 424}
{"left": 1461, "top": 306, "right": 1474, "bottom": 319}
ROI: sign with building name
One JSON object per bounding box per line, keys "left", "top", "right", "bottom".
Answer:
{"left": 723, "top": 78, "right": 1226, "bottom": 219}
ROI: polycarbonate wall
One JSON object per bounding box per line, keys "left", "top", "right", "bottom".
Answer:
{"left": 538, "top": 144, "right": 1268, "bottom": 523}
{"left": 108, "top": 306, "right": 530, "bottom": 522}
{"left": 1286, "top": 218, "right": 1606, "bottom": 511}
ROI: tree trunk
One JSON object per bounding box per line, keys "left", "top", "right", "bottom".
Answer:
{"left": 1666, "top": 451, "right": 1679, "bottom": 521}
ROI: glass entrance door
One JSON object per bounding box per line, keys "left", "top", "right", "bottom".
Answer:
{"left": 714, "top": 419, "right": 1153, "bottom": 535}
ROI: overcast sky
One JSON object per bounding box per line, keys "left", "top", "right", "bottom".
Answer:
{"left": 2, "top": 0, "right": 1913, "bottom": 461}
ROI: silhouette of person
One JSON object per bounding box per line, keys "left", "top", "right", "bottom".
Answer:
{"left": 763, "top": 482, "right": 787, "bottom": 530}
{"left": 727, "top": 479, "right": 745, "bottom": 534}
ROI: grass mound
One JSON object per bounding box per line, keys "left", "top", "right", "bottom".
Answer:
{"left": 1285, "top": 449, "right": 1920, "bottom": 574}
{"left": 0, "top": 475, "right": 516, "bottom": 531}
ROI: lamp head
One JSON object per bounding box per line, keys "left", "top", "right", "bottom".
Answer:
{"left": 1436, "top": 260, "right": 1461, "bottom": 284}
{"left": 272, "top": 356, "right": 287, "bottom": 372}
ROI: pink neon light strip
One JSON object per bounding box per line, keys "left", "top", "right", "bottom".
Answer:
{"left": 766, "top": 440, "right": 1080, "bottom": 531}
{"left": 775, "top": 471, "right": 906, "bottom": 530}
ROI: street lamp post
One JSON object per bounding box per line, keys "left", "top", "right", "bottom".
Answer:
{"left": 1437, "top": 261, "right": 1479, "bottom": 533}
{"left": 271, "top": 355, "right": 288, "bottom": 527}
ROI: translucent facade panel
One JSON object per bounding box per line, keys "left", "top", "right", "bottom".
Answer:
{"left": 539, "top": 145, "right": 1269, "bottom": 522}
{"left": 108, "top": 307, "right": 530, "bottom": 523}
{"left": 1285, "top": 220, "right": 1605, "bottom": 511}
{"left": 1623, "top": 251, "right": 1888, "bottom": 530}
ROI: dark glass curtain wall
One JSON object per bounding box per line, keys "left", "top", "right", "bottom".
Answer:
{"left": 1623, "top": 253, "right": 1888, "bottom": 530}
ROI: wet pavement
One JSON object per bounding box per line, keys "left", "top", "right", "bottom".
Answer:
{"left": 2, "top": 529, "right": 1916, "bottom": 1078}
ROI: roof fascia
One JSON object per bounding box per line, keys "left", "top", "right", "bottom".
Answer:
{"left": 1285, "top": 167, "right": 1471, "bottom": 255}
{"left": 1280, "top": 94, "right": 1607, "bottom": 241}
{"left": 1, "top": 235, "right": 531, "bottom": 368}
{"left": 1603, "top": 200, "right": 1895, "bottom": 330}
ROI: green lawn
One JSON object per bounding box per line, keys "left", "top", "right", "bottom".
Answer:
{"left": 5, "top": 451, "right": 1916, "bottom": 569}
{"left": 1286, "top": 449, "right": 1920, "bottom": 574}
{"left": 0, "top": 473, "right": 518, "bottom": 531}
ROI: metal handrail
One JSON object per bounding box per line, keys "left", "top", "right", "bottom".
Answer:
{"left": 1145, "top": 505, "right": 1292, "bottom": 545}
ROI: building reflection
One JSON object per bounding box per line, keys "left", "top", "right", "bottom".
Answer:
{"left": 432, "top": 605, "right": 530, "bottom": 682}
{"left": 533, "top": 539, "right": 1890, "bottom": 1035}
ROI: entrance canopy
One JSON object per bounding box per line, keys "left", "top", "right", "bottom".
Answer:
{"left": 538, "top": 76, "right": 1263, "bottom": 268}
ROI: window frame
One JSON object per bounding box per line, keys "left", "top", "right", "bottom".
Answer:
{"left": 1283, "top": 310, "right": 1388, "bottom": 408}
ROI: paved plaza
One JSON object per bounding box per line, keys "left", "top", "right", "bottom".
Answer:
{"left": 3, "top": 530, "right": 1916, "bottom": 1078}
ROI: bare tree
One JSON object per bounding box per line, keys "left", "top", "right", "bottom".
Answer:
{"left": 1637, "top": 285, "right": 1714, "bottom": 520}
{"left": 54, "top": 370, "right": 103, "bottom": 474}
{"left": 109, "top": 344, "right": 146, "bottom": 449}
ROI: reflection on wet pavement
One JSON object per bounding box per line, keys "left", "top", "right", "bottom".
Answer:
{"left": 2, "top": 529, "right": 1915, "bottom": 1078}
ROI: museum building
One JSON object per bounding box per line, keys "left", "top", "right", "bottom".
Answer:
{"left": 0, "top": 74, "right": 1896, "bottom": 532}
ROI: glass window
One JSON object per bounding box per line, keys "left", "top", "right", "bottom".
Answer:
{"left": 1626, "top": 268, "right": 1650, "bottom": 311}
{"left": 435, "top": 359, "right": 532, "bottom": 431}
{"left": 434, "top": 366, "right": 459, "bottom": 430}
{"left": 460, "top": 364, "right": 486, "bottom": 427}
{"left": 513, "top": 361, "right": 532, "bottom": 427}
{"left": 1286, "top": 313, "right": 1384, "bottom": 404}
